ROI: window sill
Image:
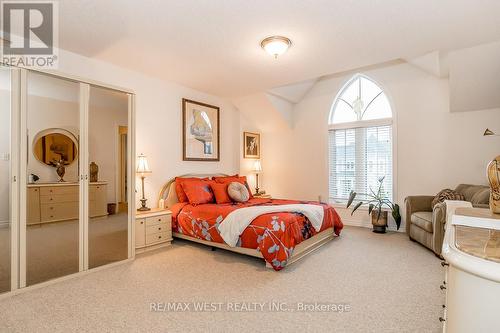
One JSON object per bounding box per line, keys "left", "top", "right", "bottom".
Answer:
{"left": 328, "top": 200, "right": 390, "bottom": 212}
{"left": 328, "top": 201, "right": 369, "bottom": 210}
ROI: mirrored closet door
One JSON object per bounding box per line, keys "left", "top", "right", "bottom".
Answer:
{"left": 0, "top": 63, "right": 136, "bottom": 294}
{"left": 0, "top": 65, "right": 12, "bottom": 293}
{"left": 87, "top": 86, "right": 130, "bottom": 268}
{"left": 0, "top": 67, "right": 135, "bottom": 292}
{"left": 25, "top": 72, "right": 82, "bottom": 286}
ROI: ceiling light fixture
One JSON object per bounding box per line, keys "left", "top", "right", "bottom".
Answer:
{"left": 260, "top": 36, "right": 292, "bottom": 58}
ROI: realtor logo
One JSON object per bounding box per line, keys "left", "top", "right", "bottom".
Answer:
{"left": 1, "top": 1, "right": 58, "bottom": 68}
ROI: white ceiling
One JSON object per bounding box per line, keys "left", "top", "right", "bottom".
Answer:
{"left": 59, "top": 0, "right": 500, "bottom": 98}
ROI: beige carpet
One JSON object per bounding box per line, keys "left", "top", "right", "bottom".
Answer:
{"left": 0, "top": 226, "right": 444, "bottom": 332}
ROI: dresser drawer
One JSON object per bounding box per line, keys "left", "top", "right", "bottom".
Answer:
{"left": 40, "top": 193, "right": 79, "bottom": 204}
{"left": 146, "top": 231, "right": 171, "bottom": 244}
{"left": 27, "top": 187, "right": 41, "bottom": 224}
{"left": 145, "top": 214, "right": 171, "bottom": 226}
{"left": 40, "top": 186, "right": 78, "bottom": 196}
{"left": 41, "top": 202, "right": 79, "bottom": 222}
{"left": 135, "top": 218, "right": 146, "bottom": 248}
{"left": 146, "top": 223, "right": 170, "bottom": 235}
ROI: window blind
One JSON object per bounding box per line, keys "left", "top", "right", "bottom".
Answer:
{"left": 329, "top": 125, "right": 392, "bottom": 202}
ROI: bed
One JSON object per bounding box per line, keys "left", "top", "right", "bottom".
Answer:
{"left": 158, "top": 174, "right": 343, "bottom": 270}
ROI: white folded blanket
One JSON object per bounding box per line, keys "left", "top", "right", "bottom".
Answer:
{"left": 217, "top": 204, "right": 325, "bottom": 247}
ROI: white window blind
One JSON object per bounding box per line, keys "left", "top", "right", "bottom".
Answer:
{"left": 329, "top": 125, "right": 392, "bottom": 202}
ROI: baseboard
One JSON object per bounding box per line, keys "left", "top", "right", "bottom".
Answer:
{"left": 341, "top": 218, "right": 405, "bottom": 232}
{"left": 342, "top": 219, "right": 372, "bottom": 228}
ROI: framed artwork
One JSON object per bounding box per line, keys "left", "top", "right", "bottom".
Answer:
{"left": 182, "top": 98, "right": 220, "bottom": 161}
{"left": 243, "top": 132, "right": 260, "bottom": 159}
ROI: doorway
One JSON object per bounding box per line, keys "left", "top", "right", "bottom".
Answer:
{"left": 118, "top": 126, "right": 128, "bottom": 213}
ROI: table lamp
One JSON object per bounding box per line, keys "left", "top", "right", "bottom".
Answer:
{"left": 484, "top": 128, "right": 499, "bottom": 136}
{"left": 137, "top": 153, "right": 151, "bottom": 211}
{"left": 253, "top": 160, "right": 263, "bottom": 194}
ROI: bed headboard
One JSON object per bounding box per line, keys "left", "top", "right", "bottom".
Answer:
{"left": 158, "top": 173, "right": 229, "bottom": 209}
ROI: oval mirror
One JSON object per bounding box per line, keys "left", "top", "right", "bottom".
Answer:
{"left": 33, "top": 129, "right": 78, "bottom": 167}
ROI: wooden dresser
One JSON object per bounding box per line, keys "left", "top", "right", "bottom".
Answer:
{"left": 27, "top": 182, "right": 108, "bottom": 225}
{"left": 135, "top": 208, "right": 172, "bottom": 253}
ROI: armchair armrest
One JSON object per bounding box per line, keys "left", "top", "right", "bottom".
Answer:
{"left": 404, "top": 195, "right": 434, "bottom": 235}
{"left": 473, "top": 203, "right": 489, "bottom": 209}
{"left": 432, "top": 202, "right": 447, "bottom": 255}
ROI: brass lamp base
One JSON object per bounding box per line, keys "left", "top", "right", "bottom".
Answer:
{"left": 137, "top": 175, "right": 151, "bottom": 211}
{"left": 138, "top": 198, "right": 150, "bottom": 211}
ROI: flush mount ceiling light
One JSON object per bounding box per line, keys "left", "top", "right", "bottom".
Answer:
{"left": 260, "top": 36, "right": 292, "bottom": 58}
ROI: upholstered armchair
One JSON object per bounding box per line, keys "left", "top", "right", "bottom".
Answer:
{"left": 405, "top": 184, "right": 490, "bottom": 257}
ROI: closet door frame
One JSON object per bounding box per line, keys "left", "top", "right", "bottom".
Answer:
{"left": 80, "top": 83, "right": 89, "bottom": 271}
{"left": 18, "top": 69, "right": 27, "bottom": 288}
{"left": 9, "top": 68, "right": 21, "bottom": 292}
{"left": 17, "top": 68, "right": 135, "bottom": 288}
{"left": 128, "top": 93, "right": 135, "bottom": 259}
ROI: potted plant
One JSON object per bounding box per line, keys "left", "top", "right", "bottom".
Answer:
{"left": 346, "top": 176, "right": 401, "bottom": 233}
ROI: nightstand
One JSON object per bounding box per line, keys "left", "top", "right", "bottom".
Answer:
{"left": 135, "top": 208, "right": 172, "bottom": 254}
{"left": 254, "top": 193, "right": 271, "bottom": 199}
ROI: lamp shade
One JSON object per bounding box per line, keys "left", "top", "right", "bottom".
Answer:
{"left": 253, "top": 160, "right": 262, "bottom": 172}
{"left": 136, "top": 154, "right": 151, "bottom": 174}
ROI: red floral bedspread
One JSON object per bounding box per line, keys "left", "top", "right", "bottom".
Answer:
{"left": 171, "top": 198, "right": 343, "bottom": 270}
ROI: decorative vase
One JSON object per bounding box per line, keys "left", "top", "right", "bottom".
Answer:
{"left": 56, "top": 164, "right": 65, "bottom": 182}
{"left": 487, "top": 155, "right": 500, "bottom": 214}
{"left": 90, "top": 162, "right": 99, "bottom": 182}
{"left": 372, "top": 210, "right": 388, "bottom": 233}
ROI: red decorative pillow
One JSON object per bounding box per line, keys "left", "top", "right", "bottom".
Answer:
{"left": 181, "top": 180, "right": 215, "bottom": 205}
{"left": 175, "top": 177, "right": 209, "bottom": 203}
{"left": 212, "top": 174, "right": 239, "bottom": 183}
{"left": 210, "top": 182, "right": 232, "bottom": 204}
{"left": 213, "top": 175, "right": 253, "bottom": 198}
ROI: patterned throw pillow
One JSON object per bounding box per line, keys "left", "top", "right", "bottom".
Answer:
{"left": 227, "top": 182, "right": 250, "bottom": 203}
{"left": 432, "top": 189, "right": 466, "bottom": 208}
{"left": 213, "top": 175, "right": 254, "bottom": 198}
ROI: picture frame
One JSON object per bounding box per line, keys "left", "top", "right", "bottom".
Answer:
{"left": 182, "top": 98, "right": 220, "bottom": 161}
{"left": 243, "top": 132, "right": 260, "bottom": 159}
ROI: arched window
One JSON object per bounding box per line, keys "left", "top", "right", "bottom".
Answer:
{"left": 328, "top": 75, "right": 393, "bottom": 203}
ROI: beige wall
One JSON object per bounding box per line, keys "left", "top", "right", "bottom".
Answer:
{"left": 236, "top": 93, "right": 295, "bottom": 198}
{"left": 0, "top": 48, "right": 241, "bottom": 217}
{"left": 54, "top": 49, "right": 240, "bottom": 209}
{"left": 244, "top": 62, "right": 500, "bottom": 229}
{"left": 27, "top": 96, "right": 80, "bottom": 183}
{"left": 25, "top": 94, "right": 129, "bottom": 204}
{"left": 88, "top": 90, "right": 128, "bottom": 203}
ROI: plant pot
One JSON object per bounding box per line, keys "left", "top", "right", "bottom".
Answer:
{"left": 371, "top": 210, "right": 388, "bottom": 233}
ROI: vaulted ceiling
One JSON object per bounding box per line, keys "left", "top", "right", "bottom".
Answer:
{"left": 59, "top": 0, "right": 500, "bottom": 97}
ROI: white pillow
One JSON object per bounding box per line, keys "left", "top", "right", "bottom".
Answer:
{"left": 227, "top": 182, "right": 250, "bottom": 203}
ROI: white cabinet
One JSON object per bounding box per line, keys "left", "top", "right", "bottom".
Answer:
{"left": 441, "top": 208, "right": 500, "bottom": 332}
{"left": 135, "top": 217, "right": 146, "bottom": 248}
{"left": 135, "top": 209, "right": 172, "bottom": 253}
